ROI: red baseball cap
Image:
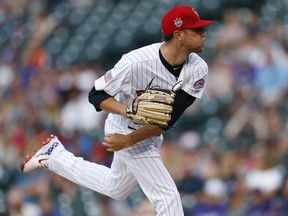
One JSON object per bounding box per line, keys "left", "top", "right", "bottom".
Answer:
{"left": 162, "top": 6, "right": 214, "bottom": 35}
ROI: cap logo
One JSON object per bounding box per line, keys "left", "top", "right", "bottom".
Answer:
{"left": 174, "top": 18, "right": 183, "bottom": 27}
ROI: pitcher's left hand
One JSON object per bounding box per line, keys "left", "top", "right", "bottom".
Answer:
{"left": 103, "top": 133, "right": 133, "bottom": 152}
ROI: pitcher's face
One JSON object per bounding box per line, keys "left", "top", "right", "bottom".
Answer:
{"left": 178, "top": 27, "right": 207, "bottom": 53}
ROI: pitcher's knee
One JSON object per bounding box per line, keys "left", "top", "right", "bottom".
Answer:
{"left": 109, "top": 190, "right": 130, "bottom": 201}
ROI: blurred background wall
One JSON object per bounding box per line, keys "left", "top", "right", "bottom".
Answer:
{"left": 0, "top": 0, "right": 288, "bottom": 215}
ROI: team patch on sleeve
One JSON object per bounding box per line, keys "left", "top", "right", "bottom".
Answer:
{"left": 193, "top": 78, "right": 205, "bottom": 89}
{"left": 104, "top": 70, "right": 113, "bottom": 83}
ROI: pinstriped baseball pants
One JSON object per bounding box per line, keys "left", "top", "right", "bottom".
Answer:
{"left": 49, "top": 146, "right": 184, "bottom": 216}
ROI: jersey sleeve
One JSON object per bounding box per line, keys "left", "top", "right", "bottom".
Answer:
{"left": 94, "top": 56, "right": 131, "bottom": 96}
{"left": 182, "top": 61, "right": 208, "bottom": 98}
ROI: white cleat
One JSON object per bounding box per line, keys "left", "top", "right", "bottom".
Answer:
{"left": 20, "top": 135, "right": 61, "bottom": 173}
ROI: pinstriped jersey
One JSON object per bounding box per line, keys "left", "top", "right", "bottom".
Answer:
{"left": 94, "top": 42, "right": 209, "bottom": 155}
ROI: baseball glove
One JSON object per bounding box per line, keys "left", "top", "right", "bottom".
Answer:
{"left": 126, "top": 88, "right": 175, "bottom": 128}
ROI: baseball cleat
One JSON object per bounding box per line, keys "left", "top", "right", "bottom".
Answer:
{"left": 20, "top": 134, "right": 61, "bottom": 173}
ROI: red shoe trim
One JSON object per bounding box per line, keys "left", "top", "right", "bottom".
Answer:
{"left": 20, "top": 152, "right": 36, "bottom": 172}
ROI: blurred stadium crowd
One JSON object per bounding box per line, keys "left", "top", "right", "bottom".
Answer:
{"left": 0, "top": 0, "right": 288, "bottom": 215}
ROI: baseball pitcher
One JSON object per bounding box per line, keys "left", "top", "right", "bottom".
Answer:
{"left": 21, "top": 5, "right": 213, "bottom": 216}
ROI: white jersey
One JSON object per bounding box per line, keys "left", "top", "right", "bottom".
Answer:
{"left": 94, "top": 42, "right": 208, "bottom": 155}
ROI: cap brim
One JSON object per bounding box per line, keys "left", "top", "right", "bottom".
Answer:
{"left": 187, "top": 20, "right": 214, "bottom": 28}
